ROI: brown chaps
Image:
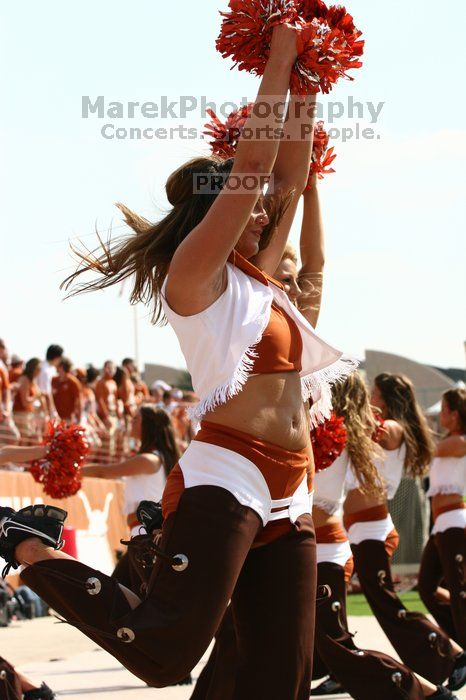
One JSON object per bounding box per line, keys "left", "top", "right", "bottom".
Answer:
{"left": 351, "top": 539, "right": 457, "bottom": 684}
{"left": 314, "top": 562, "right": 424, "bottom": 700}
{"left": 418, "top": 528, "right": 466, "bottom": 648}
{"left": 21, "top": 486, "right": 316, "bottom": 699}
{"left": 0, "top": 657, "right": 21, "bottom": 700}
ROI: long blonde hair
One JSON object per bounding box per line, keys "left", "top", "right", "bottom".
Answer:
{"left": 61, "top": 156, "right": 291, "bottom": 324}
{"left": 332, "top": 373, "right": 383, "bottom": 495}
{"left": 375, "top": 373, "right": 435, "bottom": 477}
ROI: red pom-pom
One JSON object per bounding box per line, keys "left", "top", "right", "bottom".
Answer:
{"left": 216, "top": 0, "right": 364, "bottom": 95}
{"left": 203, "top": 104, "right": 254, "bottom": 158}
{"left": 29, "top": 421, "right": 90, "bottom": 499}
{"left": 292, "top": 4, "right": 365, "bottom": 95}
{"left": 311, "top": 412, "right": 347, "bottom": 472}
{"left": 216, "top": 1, "right": 300, "bottom": 78}
{"left": 306, "top": 120, "right": 336, "bottom": 185}
{"left": 372, "top": 412, "right": 386, "bottom": 444}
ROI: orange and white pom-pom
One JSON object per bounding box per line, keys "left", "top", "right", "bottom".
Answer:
{"left": 29, "top": 420, "right": 90, "bottom": 499}
{"left": 203, "top": 104, "right": 254, "bottom": 158}
{"left": 216, "top": 0, "right": 364, "bottom": 95}
{"left": 307, "top": 120, "right": 336, "bottom": 185}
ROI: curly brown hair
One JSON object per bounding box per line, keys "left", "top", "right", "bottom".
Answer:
{"left": 331, "top": 373, "right": 383, "bottom": 496}
{"left": 374, "top": 373, "right": 435, "bottom": 477}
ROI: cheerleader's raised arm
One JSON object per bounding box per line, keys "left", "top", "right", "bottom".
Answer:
{"left": 166, "top": 24, "right": 299, "bottom": 317}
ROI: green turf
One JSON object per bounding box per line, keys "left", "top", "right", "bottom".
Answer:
{"left": 347, "top": 591, "right": 428, "bottom": 616}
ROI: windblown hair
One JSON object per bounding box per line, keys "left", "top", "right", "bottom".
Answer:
{"left": 375, "top": 373, "right": 435, "bottom": 477}
{"left": 61, "top": 156, "right": 292, "bottom": 324}
{"left": 331, "top": 372, "right": 383, "bottom": 495}
{"left": 443, "top": 388, "right": 466, "bottom": 434}
{"left": 139, "top": 405, "right": 180, "bottom": 478}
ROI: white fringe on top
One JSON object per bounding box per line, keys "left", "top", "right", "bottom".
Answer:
{"left": 303, "top": 356, "right": 360, "bottom": 428}
{"left": 188, "top": 309, "right": 270, "bottom": 422}
{"left": 189, "top": 336, "right": 359, "bottom": 425}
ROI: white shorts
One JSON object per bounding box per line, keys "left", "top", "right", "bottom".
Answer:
{"left": 179, "top": 440, "right": 313, "bottom": 526}
{"left": 347, "top": 515, "right": 395, "bottom": 545}
{"left": 432, "top": 508, "right": 466, "bottom": 535}
{"left": 316, "top": 540, "right": 352, "bottom": 568}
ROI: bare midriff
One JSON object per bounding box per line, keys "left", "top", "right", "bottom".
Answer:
{"left": 206, "top": 371, "right": 310, "bottom": 453}
{"left": 432, "top": 493, "right": 465, "bottom": 521}
{"left": 312, "top": 506, "right": 340, "bottom": 529}
{"left": 344, "top": 488, "right": 387, "bottom": 517}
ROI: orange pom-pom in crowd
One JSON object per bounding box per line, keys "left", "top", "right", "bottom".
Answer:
{"left": 29, "top": 420, "right": 90, "bottom": 499}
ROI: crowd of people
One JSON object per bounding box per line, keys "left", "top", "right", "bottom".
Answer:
{"left": 0, "top": 15, "right": 465, "bottom": 700}
{"left": 0, "top": 338, "right": 195, "bottom": 463}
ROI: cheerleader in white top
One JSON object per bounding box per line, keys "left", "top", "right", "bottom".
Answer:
{"left": 419, "top": 389, "right": 466, "bottom": 647}
{"left": 0, "top": 30, "right": 359, "bottom": 697}
{"left": 311, "top": 374, "right": 444, "bottom": 700}
{"left": 344, "top": 373, "right": 466, "bottom": 693}
{"left": 82, "top": 405, "right": 179, "bottom": 594}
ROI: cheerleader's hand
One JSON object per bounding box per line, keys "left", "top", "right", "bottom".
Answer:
{"left": 269, "top": 24, "right": 299, "bottom": 68}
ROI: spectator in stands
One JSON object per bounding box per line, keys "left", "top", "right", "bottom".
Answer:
{"left": 150, "top": 379, "right": 170, "bottom": 405}
{"left": 95, "top": 361, "right": 117, "bottom": 425}
{"left": 162, "top": 389, "right": 176, "bottom": 412}
{"left": 37, "top": 345, "right": 64, "bottom": 419}
{"left": 12, "top": 358, "right": 44, "bottom": 441}
{"left": 76, "top": 366, "right": 106, "bottom": 448}
{"left": 122, "top": 358, "right": 150, "bottom": 406}
{"left": 0, "top": 358, "right": 20, "bottom": 445}
{"left": 95, "top": 360, "right": 118, "bottom": 458}
{"left": 8, "top": 354, "right": 24, "bottom": 410}
{"left": 8, "top": 354, "right": 24, "bottom": 385}
{"left": 115, "top": 365, "right": 137, "bottom": 419}
{"left": 0, "top": 338, "right": 8, "bottom": 372}
{"left": 51, "top": 358, "right": 83, "bottom": 423}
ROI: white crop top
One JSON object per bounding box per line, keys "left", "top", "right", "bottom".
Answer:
{"left": 123, "top": 452, "right": 166, "bottom": 515}
{"left": 426, "top": 455, "right": 466, "bottom": 498}
{"left": 313, "top": 449, "right": 350, "bottom": 515}
{"left": 161, "top": 255, "right": 357, "bottom": 426}
{"left": 345, "top": 444, "right": 406, "bottom": 500}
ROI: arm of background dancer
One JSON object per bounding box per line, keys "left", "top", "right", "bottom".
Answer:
{"left": 82, "top": 453, "right": 161, "bottom": 479}
{"left": 436, "top": 435, "right": 466, "bottom": 458}
{"left": 166, "top": 28, "right": 297, "bottom": 316}
{"left": 253, "top": 94, "right": 316, "bottom": 275}
{"left": 0, "top": 445, "right": 47, "bottom": 466}
{"left": 378, "top": 419, "right": 404, "bottom": 450}
{"left": 297, "top": 178, "right": 325, "bottom": 328}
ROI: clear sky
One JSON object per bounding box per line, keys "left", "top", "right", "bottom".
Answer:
{"left": 1, "top": 0, "right": 465, "bottom": 373}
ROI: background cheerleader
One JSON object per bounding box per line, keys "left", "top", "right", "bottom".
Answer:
{"left": 345, "top": 373, "right": 466, "bottom": 691}
{"left": 419, "top": 388, "right": 466, "bottom": 648}
{"left": 311, "top": 373, "right": 455, "bottom": 700}
{"left": 82, "top": 405, "right": 179, "bottom": 592}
